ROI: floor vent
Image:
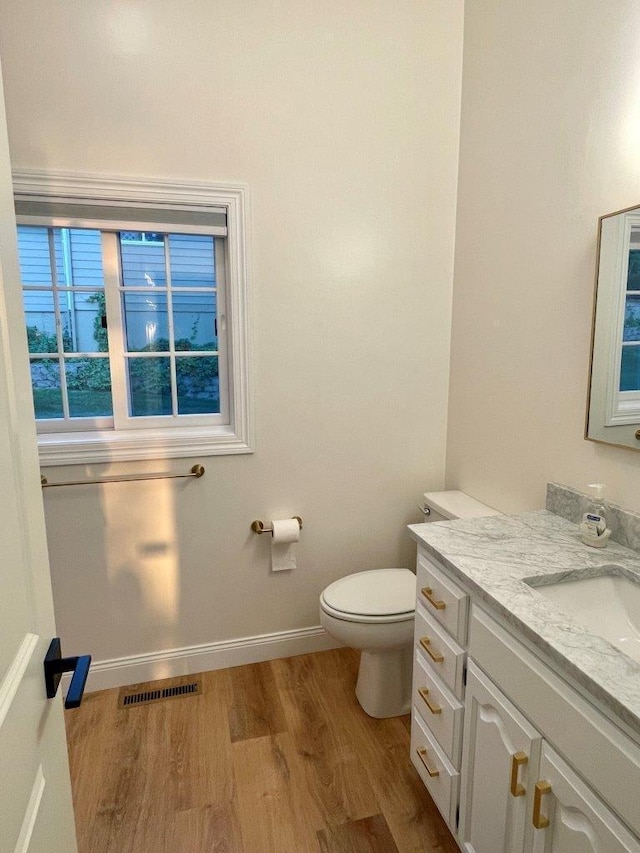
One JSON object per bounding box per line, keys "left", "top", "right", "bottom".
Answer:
{"left": 118, "top": 676, "right": 202, "bottom": 709}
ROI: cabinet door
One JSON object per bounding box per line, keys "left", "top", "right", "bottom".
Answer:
{"left": 459, "top": 662, "right": 541, "bottom": 853}
{"left": 529, "top": 743, "right": 640, "bottom": 853}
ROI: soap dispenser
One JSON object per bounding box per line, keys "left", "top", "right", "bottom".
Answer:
{"left": 580, "top": 483, "right": 611, "bottom": 548}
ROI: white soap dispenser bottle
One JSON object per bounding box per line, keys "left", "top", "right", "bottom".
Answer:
{"left": 580, "top": 483, "right": 611, "bottom": 548}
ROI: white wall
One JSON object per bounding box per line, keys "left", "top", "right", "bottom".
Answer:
{"left": 0, "top": 1, "right": 463, "bottom": 669}
{"left": 447, "top": 0, "right": 640, "bottom": 514}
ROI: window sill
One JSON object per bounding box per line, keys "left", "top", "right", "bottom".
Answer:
{"left": 38, "top": 424, "right": 254, "bottom": 466}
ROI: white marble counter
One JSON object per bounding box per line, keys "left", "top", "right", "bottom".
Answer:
{"left": 408, "top": 509, "right": 640, "bottom": 739}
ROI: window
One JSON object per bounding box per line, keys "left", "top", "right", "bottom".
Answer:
{"left": 13, "top": 173, "right": 252, "bottom": 464}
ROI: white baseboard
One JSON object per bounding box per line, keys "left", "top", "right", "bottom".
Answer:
{"left": 76, "top": 625, "right": 341, "bottom": 693}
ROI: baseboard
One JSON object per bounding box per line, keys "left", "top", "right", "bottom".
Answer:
{"left": 76, "top": 625, "right": 342, "bottom": 692}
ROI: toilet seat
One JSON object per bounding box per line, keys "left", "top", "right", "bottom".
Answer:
{"left": 320, "top": 568, "right": 415, "bottom": 624}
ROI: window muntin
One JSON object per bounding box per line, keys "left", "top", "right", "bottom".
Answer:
{"left": 18, "top": 225, "right": 226, "bottom": 432}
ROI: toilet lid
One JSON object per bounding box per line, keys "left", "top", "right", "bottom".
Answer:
{"left": 321, "top": 569, "right": 415, "bottom": 617}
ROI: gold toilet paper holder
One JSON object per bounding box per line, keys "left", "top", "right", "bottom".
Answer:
{"left": 251, "top": 517, "right": 303, "bottom": 535}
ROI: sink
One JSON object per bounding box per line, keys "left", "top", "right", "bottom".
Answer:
{"left": 525, "top": 572, "right": 640, "bottom": 664}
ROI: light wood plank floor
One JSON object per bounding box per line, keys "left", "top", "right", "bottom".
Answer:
{"left": 65, "top": 648, "right": 459, "bottom": 853}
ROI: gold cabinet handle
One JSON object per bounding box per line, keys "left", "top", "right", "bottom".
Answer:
{"left": 418, "top": 687, "right": 442, "bottom": 715}
{"left": 532, "top": 781, "right": 551, "bottom": 829}
{"left": 421, "top": 586, "right": 446, "bottom": 610}
{"left": 419, "top": 636, "right": 444, "bottom": 663}
{"left": 510, "top": 752, "right": 528, "bottom": 797}
{"left": 416, "top": 747, "right": 440, "bottom": 778}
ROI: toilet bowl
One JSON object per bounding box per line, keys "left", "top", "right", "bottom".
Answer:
{"left": 320, "top": 491, "right": 502, "bottom": 719}
{"left": 319, "top": 568, "right": 416, "bottom": 718}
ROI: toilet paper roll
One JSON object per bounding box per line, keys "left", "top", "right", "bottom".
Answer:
{"left": 271, "top": 518, "right": 300, "bottom": 571}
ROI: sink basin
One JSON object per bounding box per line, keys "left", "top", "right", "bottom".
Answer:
{"left": 526, "top": 572, "right": 640, "bottom": 664}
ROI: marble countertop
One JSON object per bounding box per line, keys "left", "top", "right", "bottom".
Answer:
{"left": 408, "top": 509, "right": 640, "bottom": 739}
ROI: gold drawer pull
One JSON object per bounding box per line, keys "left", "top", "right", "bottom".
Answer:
{"left": 532, "top": 780, "right": 551, "bottom": 829}
{"left": 418, "top": 687, "right": 442, "bottom": 715}
{"left": 510, "top": 752, "right": 528, "bottom": 797}
{"left": 419, "top": 636, "right": 444, "bottom": 663}
{"left": 421, "top": 586, "right": 446, "bottom": 610}
{"left": 416, "top": 747, "right": 440, "bottom": 778}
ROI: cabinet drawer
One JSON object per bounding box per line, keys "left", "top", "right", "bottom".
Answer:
{"left": 410, "top": 709, "right": 460, "bottom": 830}
{"left": 412, "top": 650, "right": 464, "bottom": 768}
{"left": 417, "top": 549, "right": 469, "bottom": 643}
{"left": 415, "top": 601, "right": 466, "bottom": 699}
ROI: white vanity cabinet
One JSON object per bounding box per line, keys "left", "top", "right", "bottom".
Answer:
{"left": 410, "top": 550, "right": 468, "bottom": 832}
{"left": 529, "top": 743, "right": 640, "bottom": 853}
{"left": 458, "top": 662, "right": 541, "bottom": 853}
{"left": 410, "top": 546, "right": 640, "bottom": 852}
{"left": 459, "top": 663, "right": 640, "bottom": 853}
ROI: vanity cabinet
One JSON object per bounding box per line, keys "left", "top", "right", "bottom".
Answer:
{"left": 410, "top": 546, "right": 640, "bottom": 852}
{"left": 530, "top": 743, "right": 640, "bottom": 853}
{"left": 458, "top": 662, "right": 540, "bottom": 853}
{"left": 410, "top": 551, "right": 468, "bottom": 833}
{"left": 459, "top": 663, "right": 640, "bottom": 853}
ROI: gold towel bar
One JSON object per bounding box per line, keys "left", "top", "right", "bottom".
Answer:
{"left": 251, "top": 517, "right": 303, "bottom": 535}
{"left": 41, "top": 464, "right": 205, "bottom": 488}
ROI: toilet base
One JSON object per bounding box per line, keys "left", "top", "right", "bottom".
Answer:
{"left": 355, "top": 644, "right": 413, "bottom": 718}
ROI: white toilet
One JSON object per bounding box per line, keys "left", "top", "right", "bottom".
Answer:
{"left": 319, "top": 490, "right": 500, "bottom": 719}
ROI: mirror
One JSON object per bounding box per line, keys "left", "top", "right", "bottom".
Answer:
{"left": 587, "top": 203, "right": 640, "bottom": 450}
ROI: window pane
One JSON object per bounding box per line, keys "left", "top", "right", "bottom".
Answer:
{"left": 176, "top": 356, "right": 220, "bottom": 414}
{"left": 30, "top": 359, "right": 63, "bottom": 419}
{"left": 169, "top": 234, "right": 216, "bottom": 287}
{"left": 123, "top": 292, "right": 169, "bottom": 352}
{"left": 65, "top": 358, "right": 113, "bottom": 417}
{"left": 620, "top": 345, "right": 640, "bottom": 391}
{"left": 61, "top": 291, "right": 108, "bottom": 353}
{"left": 53, "top": 228, "right": 104, "bottom": 287}
{"left": 17, "top": 225, "right": 53, "bottom": 286}
{"left": 128, "top": 357, "right": 172, "bottom": 416}
{"left": 120, "top": 235, "right": 167, "bottom": 287}
{"left": 24, "top": 290, "right": 57, "bottom": 353}
{"left": 628, "top": 249, "right": 640, "bottom": 291}
{"left": 624, "top": 295, "right": 640, "bottom": 342}
{"left": 172, "top": 292, "right": 217, "bottom": 351}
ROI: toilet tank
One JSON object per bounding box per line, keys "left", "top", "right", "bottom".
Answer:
{"left": 422, "top": 490, "right": 501, "bottom": 522}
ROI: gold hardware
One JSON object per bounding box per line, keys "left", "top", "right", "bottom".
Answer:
{"left": 40, "top": 464, "right": 205, "bottom": 488}
{"left": 416, "top": 747, "right": 440, "bottom": 778}
{"left": 251, "top": 517, "right": 303, "bottom": 535}
{"left": 532, "top": 780, "right": 551, "bottom": 829}
{"left": 510, "top": 752, "right": 528, "bottom": 797}
{"left": 419, "top": 637, "right": 444, "bottom": 663}
{"left": 421, "top": 586, "right": 446, "bottom": 610}
{"left": 418, "top": 687, "right": 442, "bottom": 715}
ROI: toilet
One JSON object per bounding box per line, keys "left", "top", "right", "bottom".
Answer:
{"left": 319, "top": 490, "right": 501, "bottom": 718}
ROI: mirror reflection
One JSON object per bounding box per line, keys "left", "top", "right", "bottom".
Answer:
{"left": 587, "top": 204, "right": 640, "bottom": 450}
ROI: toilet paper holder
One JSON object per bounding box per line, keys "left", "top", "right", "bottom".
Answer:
{"left": 251, "top": 516, "right": 303, "bottom": 535}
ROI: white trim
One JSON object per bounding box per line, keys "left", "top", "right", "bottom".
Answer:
{"left": 0, "top": 633, "right": 38, "bottom": 729}
{"left": 12, "top": 169, "right": 246, "bottom": 208}
{"left": 13, "top": 169, "right": 254, "bottom": 465}
{"left": 37, "top": 423, "right": 250, "bottom": 465}
{"left": 74, "top": 626, "right": 341, "bottom": 692}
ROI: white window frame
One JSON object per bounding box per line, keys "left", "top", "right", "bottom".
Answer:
{"left": 13, "top": 170, "right": 253, "bottom": 465}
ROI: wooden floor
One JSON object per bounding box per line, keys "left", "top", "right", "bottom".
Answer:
{"left": 65, "top": 648, "right": 459, "bottom": 853}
